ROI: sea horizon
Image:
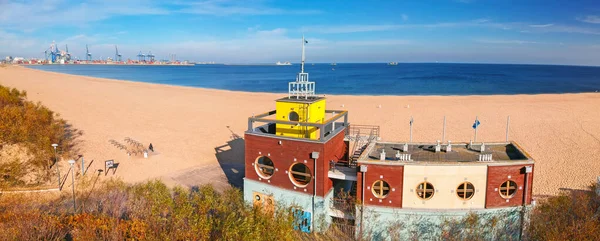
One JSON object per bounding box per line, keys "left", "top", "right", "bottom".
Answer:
{"left": 26, "top": 63, "right": 600, "bottom": 96}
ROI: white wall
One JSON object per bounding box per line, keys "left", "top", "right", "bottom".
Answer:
{"left": 402, "top": 165, "right": 487, "bottom": 209}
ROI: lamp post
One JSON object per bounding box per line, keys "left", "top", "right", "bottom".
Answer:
{"left": 68, "top": 159, "right": 76, "bottom": 212}
{"left": 51, "top": 143, "right": 60, "bottom": 188}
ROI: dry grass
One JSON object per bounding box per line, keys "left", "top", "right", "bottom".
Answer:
{"left": 1, "top": 178, "right": 598, "bottom": 240}
{"left": 0, "top": 179, "right": 300, "bottom": 241}
{"left": 0, "top": 84, "right": 80, "bottom": 187}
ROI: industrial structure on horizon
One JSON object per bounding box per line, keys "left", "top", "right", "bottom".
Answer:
{"left": 243, "top": 37, "right": 535, "bottom": 239}
{"left": 3, "top": 41, "right": 192, "bottom": 66}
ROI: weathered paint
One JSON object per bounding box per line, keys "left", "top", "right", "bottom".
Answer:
{"left": 244, "top": 178, "right": 334, "bottom": 232}
{"left": 359, "top": 205, "right": 527, "bottom": 241}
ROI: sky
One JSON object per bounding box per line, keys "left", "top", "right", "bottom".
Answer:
{"left": 1, "top": 0, "right": 600, "bottom": 65}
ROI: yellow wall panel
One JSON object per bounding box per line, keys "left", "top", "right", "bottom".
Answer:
{"left": 275, "top": 99, "right": 326, "bottom": 139}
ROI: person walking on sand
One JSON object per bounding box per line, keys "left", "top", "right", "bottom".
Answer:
{"left": 149, "top": 143, "right": 154, "bottom": 152}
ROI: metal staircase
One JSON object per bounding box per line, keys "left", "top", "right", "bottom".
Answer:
{"left": 345, "top": 125, "right": 380, "bottom": 167}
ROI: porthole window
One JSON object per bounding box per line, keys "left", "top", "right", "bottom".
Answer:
{"left": 456, "top": 182, "right": 475, "bottom": 200}
{"left": 289, "top": 163, "right": 311, "bottom": 187}
{"left": 289, "top": 111, "right": 300, "bottom": 121}
{"left": 499, "top": 180, "right": 517, "bottom": 198}
{"left": 416, "top": 182, "right": 434, "bottom": 200}
{"left": 255, "top": 156, "right": 275, "bottom": 179}
{"left": 371, "top": 180, "right": 390, "bottom": 198}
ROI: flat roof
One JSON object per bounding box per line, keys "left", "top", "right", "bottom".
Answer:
{"left": 276, "top": 96, "right": 325, "bottom": 104}
{"left": 358, "top": 142, "right": 533, "bottom": 164}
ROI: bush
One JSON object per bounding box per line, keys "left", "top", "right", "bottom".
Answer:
{"left": 527, "top": 183, "right": 600, "bottom": 240}
{"left": 0, "top": 84, "right": 80, "bottom": 186}
{"left": 0, "top": 179, "right": 299, "bottom": 240}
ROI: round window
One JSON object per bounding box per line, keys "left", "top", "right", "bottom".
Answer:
{"left": 416, "top": 182, "right": 435, "bottom": 200}
{"left": 499, "top": 180, "right": 517, "bottom": 198}
{"left": 254, "top": 156, "right": 275, "bottom": 179}
{"left": 289, "top": 163, "right": 311, "bottom": 187}
{"left": 289, "top": 111, "right": 300, "bottom": 121}
{"left": 371, "top": 180, "right": 390, "bottom": 198}
{"left": 456, "top": 182, "right": 475, "bottom": 200}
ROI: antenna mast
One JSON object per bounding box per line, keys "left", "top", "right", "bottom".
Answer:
{"left": 301, "top": 35, "right": 306, "bottom": 73}
{"left": 288, "top": 36, "right": 315, "bottom": 99}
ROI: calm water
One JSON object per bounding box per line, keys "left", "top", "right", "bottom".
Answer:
{"left": 26, "top": 63, "right": 600, "bottom": 95}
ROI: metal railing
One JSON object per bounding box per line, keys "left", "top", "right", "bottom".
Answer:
{"left": 347, "top": 124, "right": 379, "bottom": 167}
{"left": 329, "top": 223, "right": 357, "bottom": 239}
{"left": 247, "top": 109, "right": 349, "bottom": 142}
{"left": 347, "top": 124, "right": 380, "bottom": 140}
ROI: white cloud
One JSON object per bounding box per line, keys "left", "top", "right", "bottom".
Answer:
{"left": 255, "top": 28, "right": 287, "bottom": 36}
{"left": 0, "top": 0, "right": 320, "bottom": 31}
{"left": 0, "top": 29, "right": 40, "bottom": 57}
{"left": 0, "top": 0, "right": 169, "bottom": 30}
{"left": 334, "top": 39, "right": 411, "bottom": 46}
{"left": 577, "top": 15, "right": 600, "bottom": 24}
{"left": 529, "top": 24, "right": 554, "bottom": 28}
{"left": 523, "top": 24, "right": 600, "bottom": 35}
{"left": 475, "top": 39, "right": 539, "bottom": 45}
{"left": 300, "top": 19, "right": 508, "bottom": 34}
{"left": 174, "top": 0, "right": 321, "bottom": 16}
{"left": 301, "top": 20, "right": 600, "bottom": 36}
{"left": 301, "top": 24, "right": 400, "bottom": 34}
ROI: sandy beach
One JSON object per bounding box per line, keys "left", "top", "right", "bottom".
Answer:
{"left": 1, "top": 65, "right": 599, "bottom": 196}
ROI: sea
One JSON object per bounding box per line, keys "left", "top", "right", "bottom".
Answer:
{"left": 26, "top": 63, "right": 600, "bottom": 95}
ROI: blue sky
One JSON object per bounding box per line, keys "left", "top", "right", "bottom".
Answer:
{"left": 1, "top": 0, "right": 600, "bottom": 65}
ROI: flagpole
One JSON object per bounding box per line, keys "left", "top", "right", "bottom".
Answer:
{"left": 474, "top": 116, "right": 478, "bottom": 143}
{"left": 301, "top": 35, "right": 305, "bottom": 73}
{"left": 409, "top": 116, "right": 413, "bottom": 143}
{"left": 442, "top": 116, "right": 446, "bottom": 142}
{"left": 506, "top": 116, "right": 510, "bottom": 142}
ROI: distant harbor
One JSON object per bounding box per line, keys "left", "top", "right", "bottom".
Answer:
{"left": 3, "top": 41, "right": 194, "bottom": 66}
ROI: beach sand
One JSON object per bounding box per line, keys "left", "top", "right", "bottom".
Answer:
{"left": 1, "top": 65, "right": 599, "bottom": 196}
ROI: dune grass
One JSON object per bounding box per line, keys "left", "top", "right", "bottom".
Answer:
{"left": 0, "top": 84, "right": 80, "bottom": 187}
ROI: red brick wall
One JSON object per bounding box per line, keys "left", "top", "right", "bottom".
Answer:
{"left": 357, "top": 164, "right": 404, "bottom": 208}
{"left": 245, "top": 131, "right": 348, "bottom": 197}
{"left": 485, "top": 164, "right": 534, "bottom": 208}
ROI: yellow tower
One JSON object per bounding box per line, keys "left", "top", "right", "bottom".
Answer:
{"left": 275, "top": 36, "right": 325, "bottom": 139}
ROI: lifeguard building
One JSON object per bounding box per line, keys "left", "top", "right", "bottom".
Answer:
{"left": 243, "top": 37, "right": 535, "bottom": 240}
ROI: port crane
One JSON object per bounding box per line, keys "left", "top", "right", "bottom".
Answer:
{"left": 147, "top": 51, "right": 155, "bottom": 62}
{"left": 137, "top": 51, "right": 146, "bottom": 62}
{"left": 44, "top": 41, "right": 61, "bottom": 63}
{"left": 65, "top": 44, "right": 71, "bottom": 61}
{"left": 115, "top": 45, "right": 122, "bottom": 62}
{"left": 86, "top": 44, "right": 92, "bottom": 61}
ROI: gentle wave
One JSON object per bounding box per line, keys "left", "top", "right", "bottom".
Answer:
{"left": 26, "top": 63, "right": 600, "bottom": 95}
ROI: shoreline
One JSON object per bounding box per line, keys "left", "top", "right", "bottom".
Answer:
{"left": 2, "top": 65, "right": 600, "bottom": 196}
{"left": 20, "top": 65, "right": 600, "bottom": 98}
